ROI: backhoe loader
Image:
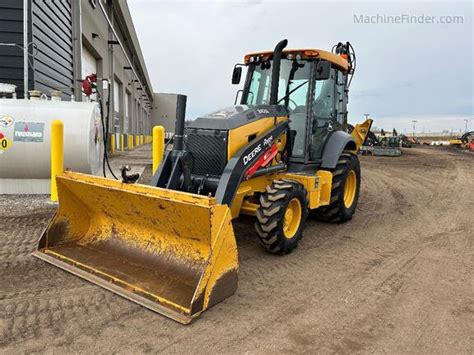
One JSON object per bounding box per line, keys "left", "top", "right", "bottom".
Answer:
{"left": 34, "top": 39, "right": 372, "bottom": 324}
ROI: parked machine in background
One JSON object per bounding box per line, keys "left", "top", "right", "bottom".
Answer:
{"left": 399, "top": 134, "right": 417, "bottom": 148}
{"left": 450, "top": 131, "right": 474, "bottom": 150}
{"left": 358, "top": 125, "right": 404, "bottom": 157}
{"left": 34, "top": 39, "right": 371, "bottom": 324}
{"left": 373, "top": 136, "right": 402, "bottom": 156}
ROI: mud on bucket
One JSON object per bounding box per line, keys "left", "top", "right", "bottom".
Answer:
{"left": 33, "top": 172, "right": 238, "bottom": 324}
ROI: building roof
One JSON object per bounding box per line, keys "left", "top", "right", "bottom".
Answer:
{"left": 115, "top": 1, "right": 154, "bottom": 100}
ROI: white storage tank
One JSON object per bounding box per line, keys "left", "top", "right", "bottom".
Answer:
{"left": 0, "top": 99, "right": 104, "bottom": 194}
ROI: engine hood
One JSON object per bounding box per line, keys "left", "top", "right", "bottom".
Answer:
{"left": 186, "top": 104, "right": 288, "bottom": 130}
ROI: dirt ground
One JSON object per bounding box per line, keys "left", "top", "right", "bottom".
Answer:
{"left": 1, "top": 146, "right": 472, "bottom": 354}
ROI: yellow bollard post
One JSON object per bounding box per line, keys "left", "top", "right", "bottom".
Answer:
{"left": 153, "top": 126, "right": 165, "bottom": 174}
{"left": 110, "top": 134, "right": 116, "bottom": 154}
{"left": 140, "top": 135, "right": 144, "bottom": 145}
{"left": 129, "top": 135, "right": 133, "bottom": 149}
{"left": 135, "top": 135, "right": 139, "bottom": 146}
{"left": 120, "top": 134, "right": 124, "bottom": 152}
{"left": 51, "top": 120, "right": 64, "bottom": 202}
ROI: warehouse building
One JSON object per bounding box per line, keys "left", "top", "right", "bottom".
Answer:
{"left": 0, "top": 0, "right": 154, "bottom": 148}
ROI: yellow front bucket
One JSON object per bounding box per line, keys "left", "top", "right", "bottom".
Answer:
{"left": 33, "top": 172, "right": 238, "bottom": 324}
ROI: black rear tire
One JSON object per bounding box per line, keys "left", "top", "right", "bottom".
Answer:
{"left": 255, "top": 179, "right": 308, "bottom": 254}
{"left": 313, "top": 152, "right": 360, "bottom": 223}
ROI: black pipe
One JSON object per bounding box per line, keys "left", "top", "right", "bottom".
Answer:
{"left": 252, "top": 163, "right": 287, "bottom": 178}
{"left": 173, "top": 94, "right": 187, "bottom": 151}
{"left": 269, "top": 39, "right": 288, "bottom": 105}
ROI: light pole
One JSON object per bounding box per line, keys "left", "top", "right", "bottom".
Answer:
{"left": 464, "top": 119, "right": 469, "bottom": 132}
{"left": 412, "top": 120, "right": 417, "bottom": 137}
{"left": 364, "top": 113, "right": 370, "bottom": 120}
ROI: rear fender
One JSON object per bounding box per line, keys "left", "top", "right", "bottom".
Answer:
{"left": 320, "top": 131, "right": 356, "bottom": 169}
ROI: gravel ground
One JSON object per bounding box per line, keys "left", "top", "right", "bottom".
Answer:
{"left": 0, "top": 146, "right": 472, "bottom": 354}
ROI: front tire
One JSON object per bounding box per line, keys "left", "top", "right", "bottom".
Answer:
{"left": 314, "top": 152, "right": 361, "bottom": 223}
{"left": 255, "top": 180, "right": 308, "bottom": 254}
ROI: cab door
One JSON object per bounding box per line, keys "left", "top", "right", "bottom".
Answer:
{"left": 309, "top": 67, "right": 337, "bottom": 160}
{"left": 285, "top": 60, "right": 312, "bottom": 158}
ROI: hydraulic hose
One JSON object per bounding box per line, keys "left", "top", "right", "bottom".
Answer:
{"left": 97, "top": 88, "right": 118, "bottom": 180}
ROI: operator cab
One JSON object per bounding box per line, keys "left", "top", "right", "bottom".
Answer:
{"left": 233, "top": 46, "right": 354, "bottom": 164}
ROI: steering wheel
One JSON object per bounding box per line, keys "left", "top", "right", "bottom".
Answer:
{"left": 288, "top": 98, "right": 297, "bottom": 111}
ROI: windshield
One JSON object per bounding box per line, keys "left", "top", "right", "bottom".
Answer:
{"left": 242, "top": 59, "right": 312, "bottom": 158}
{"left": 242, "top": 59, "right": 311, "bottom": 109}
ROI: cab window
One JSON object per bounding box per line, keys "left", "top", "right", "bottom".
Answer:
{"left": 286, "top": 61, "right": 311, "bottom": 157}
{"left": 313, "top": 68, "right": 336, "bottom": 119}
{"left": 310, "top": 68, "right": 337, "bottom": 160}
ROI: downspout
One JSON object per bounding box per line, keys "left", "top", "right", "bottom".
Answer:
{"left": 97, "top": 1, "right": 149, "bottom": 100}
{"left": 71, "top": 0, "right": 83, "bottom": 101}
{"left": 23, "top": 0, "right": 28, "bottom": 98}
{"left": 107, "top": 2, "right": 115, "bottom": 135}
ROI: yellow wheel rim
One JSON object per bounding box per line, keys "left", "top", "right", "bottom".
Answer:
{"left": 343, "top": 170, "right": 357, "bottom": 208}
{"left": 283, "top": 198, "right": 302, "bottom": 239}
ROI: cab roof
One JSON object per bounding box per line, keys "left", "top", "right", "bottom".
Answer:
{"left": 244, "top": 48, "right": 350, "bottom": 72}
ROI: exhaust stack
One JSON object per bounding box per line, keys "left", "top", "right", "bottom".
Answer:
{"left": 173, "top": 94, "right": 187, "bottom": 152}
{"left": 269, "top": 39, "right": 288, "bottom": 105}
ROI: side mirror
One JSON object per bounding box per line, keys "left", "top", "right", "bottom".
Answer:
{"left": 232, "top": 66, "right": 242, "bottom": 85}
{"left": 315, "top": 61, "right": 331, "bottom": 80}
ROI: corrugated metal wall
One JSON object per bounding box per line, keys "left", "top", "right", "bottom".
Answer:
{"left": 0, "top": 0, "right": 74, "bottom": 98}
{"left": 0, "top": 0, "right": 29, "bottom": 97}
{"left": 31, "top": 0, "right": 73, "bottom": 97}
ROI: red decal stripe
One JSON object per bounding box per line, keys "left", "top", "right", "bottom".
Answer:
{"left": 245, "top": 144, "right": 278, "bottom": 179}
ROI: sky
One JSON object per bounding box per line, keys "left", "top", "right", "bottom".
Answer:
{"left": 128, "top": 0, "right": 473, "bottom": 133}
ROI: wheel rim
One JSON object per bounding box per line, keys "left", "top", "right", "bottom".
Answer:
{"left": 343, "top": 170, "right": 357, "bottom": 208}
{"left": 283, "top": 198, "right": 302, "bottom": 239}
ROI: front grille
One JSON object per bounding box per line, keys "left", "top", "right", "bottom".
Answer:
{"left": 185, "top": 128, "right": 228, "bottom": 177}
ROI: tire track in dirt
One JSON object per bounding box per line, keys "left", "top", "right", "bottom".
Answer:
{"left": 1, "top": 147, "right": 472, "bottom": 353}
{"left": 120, "top": 148, "right": 470, "bottom": 353}
{"left": 0, "top": 211, "right": 54, "bottom": 263}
